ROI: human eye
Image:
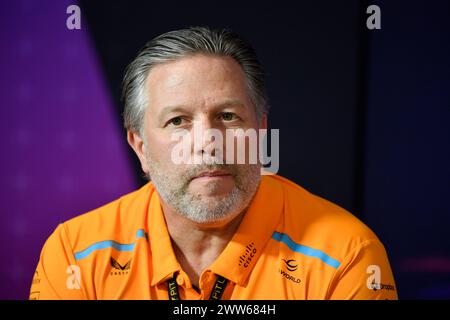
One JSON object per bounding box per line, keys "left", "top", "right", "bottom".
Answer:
{"left": 165, "top": 116, "right": 185, "bottom": 127}
{"left": 220, "top": 112, "right": 239, "bottom": 121}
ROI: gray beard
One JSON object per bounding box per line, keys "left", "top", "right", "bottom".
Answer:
{"left": 145, "top": 151, "right": 261, "bottom": 223}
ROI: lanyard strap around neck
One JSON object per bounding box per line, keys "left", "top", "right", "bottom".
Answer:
{"left": 167, "top": 274, "right": 229, "bottom": 300}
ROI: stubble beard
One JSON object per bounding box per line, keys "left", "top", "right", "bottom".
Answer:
{"left": 144, "top": 147, "right": 261, "bottom": 224}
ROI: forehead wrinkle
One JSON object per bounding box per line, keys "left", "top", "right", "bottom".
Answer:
{"left": 164, "top": 73, "right": 186, "bottom": 89}
{"left": 146, "top": 55, "right": 253, "bottom": 124}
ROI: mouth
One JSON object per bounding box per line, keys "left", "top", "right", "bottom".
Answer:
{"left": 190, "top": 170, "right": 232, "bottom": 181}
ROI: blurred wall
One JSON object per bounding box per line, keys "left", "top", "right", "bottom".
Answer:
{"left": 363, "top": 0, "right": 450, "bottom": 299}
{"left": 0, "top": 0, "right": 137, "bottom": 299}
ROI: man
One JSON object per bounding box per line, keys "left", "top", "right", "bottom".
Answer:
{"left": 29, "top": 27, "right": 397, "bottom": 300}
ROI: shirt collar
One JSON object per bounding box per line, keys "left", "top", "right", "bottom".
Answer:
{"left": 206, "top": 175, "right": 284, "bottom": 286}
{"left": 148, "top": 175, "right": 284, "bottom": 287}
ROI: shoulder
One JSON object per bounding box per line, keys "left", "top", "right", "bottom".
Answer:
{"left": 265, "top": 175, "right": 384, "bottom": 260}
{"left": 55, "top": 182, "right": 155, "bottom": 255}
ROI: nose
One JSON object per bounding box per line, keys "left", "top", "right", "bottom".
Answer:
{"left": 191, "top": 117, "right": 224, "bottom": 164}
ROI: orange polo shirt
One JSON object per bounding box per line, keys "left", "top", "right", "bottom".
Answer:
{"left": 29, "top": 174, "right": 398, "bottom": 300}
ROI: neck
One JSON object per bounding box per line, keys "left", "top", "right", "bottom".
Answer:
{"left": 161, "top": 200, "right": 245, "bottom": 287}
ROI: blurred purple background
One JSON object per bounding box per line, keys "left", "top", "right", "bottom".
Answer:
{"left": 0, "top": 0, "right": 137, "bottom": 299}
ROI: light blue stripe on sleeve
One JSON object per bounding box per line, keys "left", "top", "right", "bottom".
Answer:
{"left": 272, "top": 231, "right": 341, "bottom": 269}
{"left": 74, "top": 229, "right": 147, "bottom": 261}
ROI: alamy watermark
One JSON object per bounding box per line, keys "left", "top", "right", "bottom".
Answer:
{"left": 366, "top": 5, "right": 381, "bottom": 30}
{"left": 169, "top": 122, "right": 279, "bottom": 175}
{"left": 66, "top": 264, "right": 81, "bottom": 289}
{"left": 66, "top": 5, "right": 81, "bottom": 30}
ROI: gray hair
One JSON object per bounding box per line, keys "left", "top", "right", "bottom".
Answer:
{"left": 122, "top": 26, "right": 269, "bottom": 135}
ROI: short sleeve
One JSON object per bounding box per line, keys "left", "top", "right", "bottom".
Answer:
{"left": 326, "top": 239, "right": 398, "bottom": 300}
{"left": 29, "top": 224, "right": 86, "bottom": 300}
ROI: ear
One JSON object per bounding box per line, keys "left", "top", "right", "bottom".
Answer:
{"left": 127, "top": 130, "right": 150, "bottom": 174}
{"left": 260, "top": 113, "right": 268, "bottom": 130}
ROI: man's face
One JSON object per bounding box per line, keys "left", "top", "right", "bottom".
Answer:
{"left": 132, "top": 54, "right": 265, "bottom": 223}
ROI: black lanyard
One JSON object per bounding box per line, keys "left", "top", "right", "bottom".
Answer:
{"left": 167, "top": 273, "right": 229, "bottom": 300}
